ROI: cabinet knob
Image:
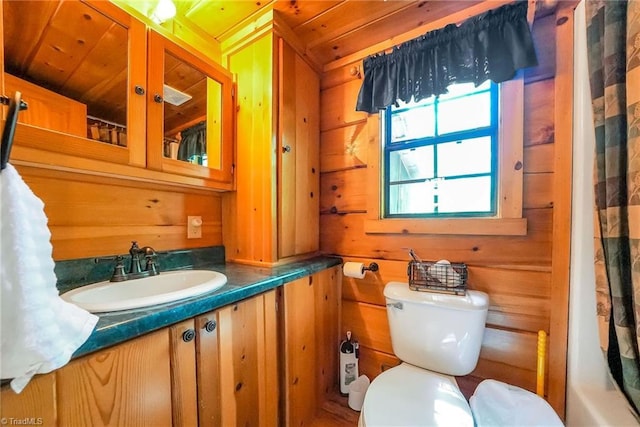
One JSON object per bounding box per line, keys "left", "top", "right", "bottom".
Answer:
{"left": 153, "top": 94, "right": 163, "bottom": 103}
{"left": 203, "top": 320, "right": 217, "bottom": 333}
{"left": 182, "top": 329, "right": 196, "bottom": 342}
{"left": 134, "top": 85, "right": 145, "bottom": 95}
{"left": 282, "top": 145, "right": 291, "bottom": 153}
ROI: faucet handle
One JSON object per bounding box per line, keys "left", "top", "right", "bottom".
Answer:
{"left": 129, "top": 241, "right": 140, "bottom": 254}
{"left": 95, "top": 255, "right": 127, "bottom": 282}
{"left": 145, "top": 255, "right": 159, "bottom": 276}
{"left": 111, "top": 256, "right": 127, "bottom": 281}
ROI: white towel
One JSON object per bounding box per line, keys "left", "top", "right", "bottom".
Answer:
{"left": 0, "top": 164, "right": 98, "bottom": 393}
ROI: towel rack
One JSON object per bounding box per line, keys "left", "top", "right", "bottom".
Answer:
{"left": 1, "top": 91, "right": 29, "bottom": 171}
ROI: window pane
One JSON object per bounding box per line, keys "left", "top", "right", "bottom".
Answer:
{"left": 389, "top": 182, "right": 437, "bottom": 215}
{"left": 390, "top": 104, "right": 435, "bottom": 142}
{"left": 437, "top": 177, "right": 492, "bottom": 213}
{"left": 389, "top": 146, "right": 434, "bottom": 182}
{"left": 438, "top": 92, "right": 491, "bottom": 134}
{"left": 437, "top": 137, "right": 492, "bottom": 177}
{"left": 439, "top": 80, "right": 491, "bottom": 100}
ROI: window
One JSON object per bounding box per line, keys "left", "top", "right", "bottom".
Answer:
{"left": 384, "top": 81, "right": 498, "bottom": 218}
{"left": 364, "top": 78, "right": 526, "bottom": 236}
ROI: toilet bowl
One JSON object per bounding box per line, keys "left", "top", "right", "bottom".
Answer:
{"left": 359, "top": 282, "right": 563, "bottom": 426}
{"left": 360, "top": 363, "right": 474, "bottom": 426}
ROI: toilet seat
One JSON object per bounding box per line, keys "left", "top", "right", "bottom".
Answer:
{"left": 360, "top": 363, "right": 474, "bottom": 427}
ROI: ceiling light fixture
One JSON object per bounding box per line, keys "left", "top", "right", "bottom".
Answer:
{"left": 150, "top": 0, "right": 176, "bottom": 24}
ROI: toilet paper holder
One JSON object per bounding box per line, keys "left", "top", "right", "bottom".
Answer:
{"left": 364, "top": 262, "right": 379, "bottom": 273}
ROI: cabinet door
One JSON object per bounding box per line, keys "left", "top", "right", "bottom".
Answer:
{"left": 2, "top": 0, "right": 147, "bottom": 167}
{"left": 278, "top": 39, "right": 320, "bottom": 259}
{"left": 147, "top": 30, "right": 234, "bottom": 187}
{"left": 194, "top": 311, "right": 222, "bottom": 426}
{"left": 283, "top": 267, "right": 341, "bottom": 426}
{"left": 218, "top": 291, "right": 279, "bottom": 426}
{"left": 170, "top": 319, "right": 199, "bottom": 427}
{"left": 56, "top": 328, "right": 173, "bottom": 426}
{"left": 0, "top": 374, "right": 56, "bottom": 426}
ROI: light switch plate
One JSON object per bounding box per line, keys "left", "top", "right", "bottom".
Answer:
{"left": 187, "top": 216, "right": 202, "bottom": 239}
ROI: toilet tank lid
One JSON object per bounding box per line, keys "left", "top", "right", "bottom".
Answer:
{"left": 384, "top": 282, "right": 489, "bottom": 311}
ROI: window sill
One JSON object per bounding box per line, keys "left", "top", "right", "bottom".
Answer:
{"left": 364, "top": 217, "right": 527, "bottom": 236}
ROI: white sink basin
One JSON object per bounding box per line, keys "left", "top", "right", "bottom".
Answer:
{"left": 61, "top": 270, "right": 227, "bottom": 313}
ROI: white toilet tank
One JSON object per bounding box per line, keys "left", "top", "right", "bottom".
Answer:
{"left": 384, "top": 281, "right": 489, "bottom": 376}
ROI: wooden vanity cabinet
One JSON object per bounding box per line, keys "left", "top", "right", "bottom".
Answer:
{"left": 169, "top": 290, "right": 279, "bottom": 427}
{"left": 0, "top": 269, "right": 339, "bottom": 427}
{"left": 225, "top": 32, "right": 320, "bottom": 264}
{"left": 1, "top": 328, "right": 174, "bottom": 426}
{"left": 281, "top": 266, "right": 341, "bottom": 427}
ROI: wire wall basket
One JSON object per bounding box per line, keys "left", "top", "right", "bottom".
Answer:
{"left": 407, "top": 260, "right": 468, "bottom": 295}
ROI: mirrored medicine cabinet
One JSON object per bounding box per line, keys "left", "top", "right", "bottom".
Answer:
{"left": 2, "top": 0, "right": 234, "bottom": 186}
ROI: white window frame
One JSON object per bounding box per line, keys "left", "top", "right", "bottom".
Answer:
{"left": 364, "top": 77, "right": 527, "bottom": 236}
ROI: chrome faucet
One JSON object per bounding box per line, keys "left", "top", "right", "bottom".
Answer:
{"left": 96, "top": 241, "right": 159, "bottom": 282}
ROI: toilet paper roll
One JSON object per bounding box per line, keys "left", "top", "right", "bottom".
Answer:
{"left": 348, "top": 375, "right": 370, "bottom": 411}
{"left": 343, "top": 262, "right": 366, "bottom": 279}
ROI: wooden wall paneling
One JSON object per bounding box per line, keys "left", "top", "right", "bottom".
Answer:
{"left": 320, "top": 122, "right": 368, "bottom": 173}
{"left": 320, "top": 168, "right": 368, "bottom": 213}
{"left": 523, "top": 174, "right": 554, "bottom": 209}
{"left": 16, "top": 166, "right": 223, "bottom": 260}
{"left": 0, "top": 374, "right": 57, "bottom": 425}
{"left": 524, "top": 79, "right": 555, "bottom": 146}
{"left": 341, "top": 258, "right": 409, "bottom": 306}
{"left": 227, "top": 33, "right": 277, "bottom": 264}
{"left": 317, "top": 0, "right": 565, "bottom": 412}
{"left": 320, "top": 79, "right": 367, "bottom": 131}
{"left": 472, "top": 328, "right": 539, "bottom": 392}
{"left": 169, "top": 319, "right": 198, "bottom": 427}
{"left": 320, "top": 61, "right": 362, "bottom": 91}
{"left": 474, "top": 357, "right": 537, "bottom": 392}
{"left": 283, "top": 277, "right": 317, "bottom": 427}
{"left": 56, "top": 328, "right": 173, "bottom": 426}
{"left": 341, "top": 300, "right": 393, "bottom": 355}
{"left": 524, "top": 143, "right": 555, "bottom": 173}
{"left": 548, "top": 4, "right": 575, "bottom": 418}
{"left": 195, "top": 312, "right": 222, "bottom": 426}
{"left": 320, "top": 210, "right": 553, "bottom": 265}
{"left": 357, "top": 345, "right": 400, "bottom": 381}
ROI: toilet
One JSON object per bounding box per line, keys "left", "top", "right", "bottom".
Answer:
{"left": 359, "top": 281, "right": 563, "bottom": 426}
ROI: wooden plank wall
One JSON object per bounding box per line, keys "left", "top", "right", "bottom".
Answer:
{"left": 14, "top": 165, "right": 223, "bottom": 260}
{"left": 319, "top": 11, "right": 563, "bottom": 410}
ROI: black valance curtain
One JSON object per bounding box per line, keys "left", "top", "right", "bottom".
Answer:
{"left": 178, "top": 121, "right": 206, "bottom": 162}
{"left": 356, "top": 1, "right": 538, "bottom": 113}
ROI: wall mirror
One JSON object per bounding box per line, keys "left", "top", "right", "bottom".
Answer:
{"left": 3, "top": 0, "right": 128, "bottom": 144}
{"left": 147, "top": 30, "right": 233, "bottom": 184}
{"left": 162, "top": 51, "right": 223, "bottom": 170}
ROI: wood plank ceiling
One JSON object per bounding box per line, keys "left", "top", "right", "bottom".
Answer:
{"left": 175, "top": 0, "right": 483, "bottom": 65}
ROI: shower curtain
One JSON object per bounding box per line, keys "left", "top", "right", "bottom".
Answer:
{"left": 587, "top": 0, "right": 640, "bottom": 415}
